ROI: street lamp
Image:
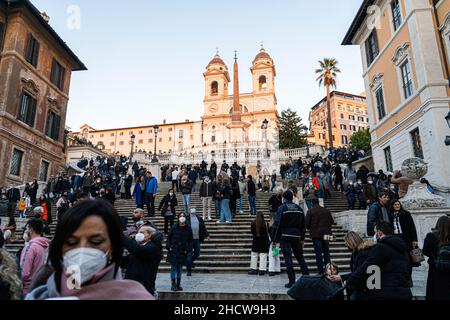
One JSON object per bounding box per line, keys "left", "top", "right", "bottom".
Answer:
{"left": 130, "top": 134, "right": 136, "bottom": 161}
{"left": 262, "top": 119, "right": 269, "bottom": 158}
{"left": 301, "top": 126, "right": 310, "bottom": 158}
{"left": 152, "top": 124, "right": 159, "bottom": 163}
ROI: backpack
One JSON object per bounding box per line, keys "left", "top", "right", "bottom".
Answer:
{"left": 436, "top": 245, "right": 450, "bottom": 272}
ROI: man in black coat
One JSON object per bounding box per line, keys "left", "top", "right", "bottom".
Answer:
{"left": 345, "top": 222, "right": 412, "bottom": 300}
{"left": 271, "top": 191, "right": 310, "bottom": 288}
{"left": 305, "top": 198, "right": 334, "bottom": 274}
{"left": 186, "top": 208, "right": 210, "bottom": 276}
{"left": 122, "top": 226, "right": 163, "bottom": 296}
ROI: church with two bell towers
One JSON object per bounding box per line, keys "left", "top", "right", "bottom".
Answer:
{"left": 201, "top": 47, "right": 279, "bottom": 148}
{"left": 74, "top": 47, "right": 279, "bottom": 156}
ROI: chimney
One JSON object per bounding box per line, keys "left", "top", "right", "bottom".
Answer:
{"left": 41, "top": 12, "right": 50, "bottom": 23}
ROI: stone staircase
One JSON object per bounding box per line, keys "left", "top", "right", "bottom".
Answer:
{"left": 4, "top": 182, "right": 354, "bottom": 274}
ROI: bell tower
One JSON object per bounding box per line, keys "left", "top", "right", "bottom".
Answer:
{"left": 251, "top": 45, "right": 276, "bottom": 95}
{"left": 203, "top": 51, "right": 230, "bottom": 100}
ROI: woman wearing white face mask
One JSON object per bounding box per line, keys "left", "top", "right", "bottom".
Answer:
{"left": 26, "top": 200, "right": 154, "bottom": 300}
{"left": 158, "top": 189, "right": 178, "bottom": 235}
{"left": 166, "top": 213, "right": 193, "bottom": 292}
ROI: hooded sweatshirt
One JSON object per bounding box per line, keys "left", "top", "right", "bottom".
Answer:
{"left": 20, "top": 237, "right": 51, "bottom": 294}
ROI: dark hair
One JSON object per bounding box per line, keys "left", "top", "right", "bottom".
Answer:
{"left": 48, "top": 200, "right": 123, "bottom": 290}
{"left": 26, "top": 218, "right": 45, "bottom": 236}
{"left": 376, "top": 221, "right": 394, "bottom": 236}
{"left": 311, "top": 198, "right": 320, "bottom": 206}
{"left": 435, "top": 216, "right": 450, "bottom": 245}
{"left": 255, "top": 212, "right": 266, "bottom": 237}
{"left": 378, "top": 192, "right": 389, "bottom": 199}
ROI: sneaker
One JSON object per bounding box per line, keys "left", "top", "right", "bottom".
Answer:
{"left": 248, "top": 270, "right": 258, "bottom": 275}
{"left": 269, "top": 272, "right": 276, "bottom": 277}
{"left": 216, "top": 220, "right": 223, "bottom": 224}
{"left": 226, "top": 221, "right": 232, "bottom": 224}
{"left": 187, "top": 272, "right": 192, "bottom": 276}
{"left": 239, "top": 211, "right": 244, "bottom": 214}
{"left": 285, "top": 282, "right": 294, "bottom": 289}
{"left": 258, "top": 271, "right": 266, "bottom": 276}
{"left": 207, "top": 217, "right": 212, "bottom": 221}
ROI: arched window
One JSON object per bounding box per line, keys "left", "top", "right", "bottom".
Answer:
{"left": 259, "top": 75, "right": 267, "bottom": 90}
{"left": 211, "top": 81, "right": 218, "bottom": 96}
{"left": 229, "top": 105, "right": 249, "bottom": 115}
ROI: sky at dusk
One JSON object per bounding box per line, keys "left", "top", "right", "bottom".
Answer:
{"left": 31, "top": 0, "right": 365, "bottom": 131}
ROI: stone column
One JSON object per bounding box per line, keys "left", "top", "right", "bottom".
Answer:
{"left": 409, "top": 208, "right": 450, "bottom": 247}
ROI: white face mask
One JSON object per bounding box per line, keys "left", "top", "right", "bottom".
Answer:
{"left": 169, "top": 193, "right": 174, "bottom": 197}
{"left": 179, "top": 217, "right": 186, "bottom": 224}
{"left": 135, "top": 233, "right": 145, "bottom": 243}
{"left": 368, "top": 181, "right": 373, "bottom": 184}
{"left": 23, "top": 231, "right": 30, "bottom": 243}
{"left": 63, "top": 248, "right": 109, "bottom": 286}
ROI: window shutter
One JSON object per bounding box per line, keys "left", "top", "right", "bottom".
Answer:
{"left": 45, "top": 111, "right": 52, "bottom": 137}
{"left": 26, "top": 33, "right": 33, "bottom": 62}
{"left": 0, "top": 22, "right": 5, "bottom": 51}
{"left": 28, "top": 97, "right": 37, "bottom": 127}
{"left": 17, "top": 92, "right": 24, "bottom": 119}
{"left": 32, "top": 40, "right": 40, "bottom": 67}
{"left": 373, "top": 30, "right": 379, "bottom": 56}
{"left": 59, "top": 67, "right": 65, "bottom": 90}
{"left": 54, "top": 115, "right": 61, "bottom": 141}
{"left": 51, "top": 59, "right": 57, "bottom": 84}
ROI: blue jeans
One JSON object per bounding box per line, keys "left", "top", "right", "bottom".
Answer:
{"left": 305, "top": 199, "right": 313, "bottom": 209}
{"left": 187, "top": 239, "right": 201, "bottom": 272}
{"left": 317, "top": 189, "right": 324, "bottom": 199}
{"left": 271, "top": 181, "right": 276, "bottom": 192}
{"left": 312, "top": 239, "right": 331, "bottom": 274}
{"left": 215, "top": 199, "right": 221, "bottom": 216}
{"left": 239, "top": 197, "right": 243, "bottom": 212}
{"left": 170, "top": 263, "right": 182, "bottom": 280}
{"left": 220, "top": 199, "right": 232, "bottom": 222}
{"left": 183, "top": 194, "right": 191, "bottom": 213}
{"left": 248, "top": 196, "right": 256, "bottom": 215}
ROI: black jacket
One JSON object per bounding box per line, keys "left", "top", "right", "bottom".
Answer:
{"left": 423, "top": 232, "right": 450, "bottom": 300}
{"left": 166, "top": 224, "right": 193, "bottom": 264}
{"left": 187, "top": 214, "right": 209, "bottom": 242}
{"left": 367, "top": 202, "right": 388, "bottom": 237}
{"left": 268, "top": 195, "right": 282, "bottom": 213}
{"left": 389, "top": 210, "right": 418, "bottom": 253}
{"left": 346, "top": 235, "right": 412, "bottom": 300}
{"left": 251, "top": 221, "right": 270, "bottom": 253}
{"left": 247, "top": 180, "right": 256, "bottom": 196}
{"left": 6, "top": 188, "right": 20, "bottom": 203}
{"left": 271, "top": 202, "right": 306, "bottom": 242}
{"left": 122, "top": 235, "right": 163, "bottom": 295}
{"left": 180, "top": 179, "right": 193, "bottom": 195}
{"left": 199, "top": 181, "right": 214, "bottom": 198}
{"left": 158, "top": 194, "right": 178, "bottom": 216}
{"left": 305, "top": 205, "right": 334, "bottom": 240}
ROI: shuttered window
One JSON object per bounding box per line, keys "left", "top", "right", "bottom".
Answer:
{"left": 10, "top": 149, "right": 24, "bottom": 176}
{"left": 17, "top": 91, "right": 37, "bottom": 127}
{"left": 51, "top": 59, "right": 66, "bottom": 90}
{"left": 25, "top": 33, "right": 40, "bottom": 68}
{"left": 45, "top": 110, "right": 61, "bottom": 141}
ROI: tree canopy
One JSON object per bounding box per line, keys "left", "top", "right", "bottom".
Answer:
{"left": 279, "top": 108, "right": 307, "bottom": 149}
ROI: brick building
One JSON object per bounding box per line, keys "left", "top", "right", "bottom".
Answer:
{"left": 0, "top": 0, "right": 86, "bottom": 187}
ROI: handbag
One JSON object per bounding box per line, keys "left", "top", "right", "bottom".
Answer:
{"left": 287, "top": 275, "right": 344, "bottom": 300}
{"left": 410, "top": 246, "right": 425, "bottom": 264}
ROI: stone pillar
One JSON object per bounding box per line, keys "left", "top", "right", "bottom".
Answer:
{"left": 409, "top": 208, "right": 450, "bottom": 247}
{"left": 148, "top": 163, "right": 161, "bottom": 182}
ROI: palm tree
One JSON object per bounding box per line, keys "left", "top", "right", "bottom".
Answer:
{"left": 315, "top": 58, "right": 341, "bottom": 149}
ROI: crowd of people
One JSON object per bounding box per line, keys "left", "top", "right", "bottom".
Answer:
{"left": 1, "top": 150, "right": 450, "bottom": 300}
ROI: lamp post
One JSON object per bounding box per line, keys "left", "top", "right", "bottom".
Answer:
{"left": 262, "top": 119, "right": 269, "bottom": 158}
{"left": 152, "top": 124, "right": 159, "bottom": 163}
{"left": 301, "top": 126, "right": 310, "bottom": 158}
{"left": 130, "top": 134, "right": 136, "bottom": 162}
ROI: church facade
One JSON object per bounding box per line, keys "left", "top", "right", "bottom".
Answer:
{"left": 73, "top": 48, "right": 279, "bottom": 158}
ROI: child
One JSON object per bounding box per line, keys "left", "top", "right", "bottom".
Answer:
{"left": 17, "top": 197, "right": 26, "bottom": 218}
{"left": 325, "top": 262, "right": 345, "bottom": 300}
